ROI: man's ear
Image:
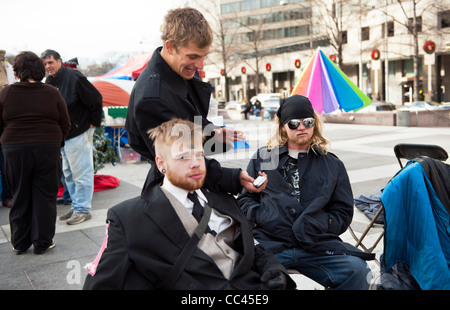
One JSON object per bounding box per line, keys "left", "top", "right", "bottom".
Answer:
{"left": 155, "top": 155, "right": 165, "bottom": 173}
{"left": 164, "top": 40, "right": 175, "bottom": 55}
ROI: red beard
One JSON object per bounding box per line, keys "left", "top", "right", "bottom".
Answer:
{"left": 166, "top": 168, "right": 206, "bottom": 191}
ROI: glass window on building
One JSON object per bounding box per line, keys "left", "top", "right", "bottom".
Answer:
{"left": 408, "top": 16, "right": 422, "bottom": 33}
{"left": 389, "top": 60, "right": 396, "bottom": 77}
{"left": 262, "top": 0, "right": 282, "bottom": 8}
{"left": 266, "top": 11, "right": 283, "bottom": 23}
{"left": 439, "top": 10, "right": 450, "bottom": 29}
{"left": 402, "top": 58, "right": 423, "bottom": 77}
{"left": 361, "top": 26, "right": 370, "bottom": 41}
{"left": 246, "top": 15, "right": 261, "bottom": 26}
{"left": 241, "top": 0, "right": 261, "bottom": 11}
{"left": 382, "top": 21, "right": 394, "bottom": 37}
{"left": 341, "top": 30, "right": 347, "bottom": 44}
{"left": 221, "top": 2, "right": 240, "bottom": 14}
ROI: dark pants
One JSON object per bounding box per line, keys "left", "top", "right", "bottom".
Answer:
{"left": 3, "top": 142, "right": 61, "bottom": 253}
{"left": 0, "top": 145, "right": 13, "bottom": 201}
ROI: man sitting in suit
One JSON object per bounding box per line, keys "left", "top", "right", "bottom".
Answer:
{"left": 83, "top": 119, "right": 295, "bottom": 290}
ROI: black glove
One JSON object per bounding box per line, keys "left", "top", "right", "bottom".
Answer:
{"left": 260, "top": 270, "right": 287, "bottom": 290}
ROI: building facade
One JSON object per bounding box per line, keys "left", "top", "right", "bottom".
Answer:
{"left": 200, "top": 0, "right": 450, "bottom": 106}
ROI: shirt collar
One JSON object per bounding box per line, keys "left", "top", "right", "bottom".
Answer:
{"left": 160, "top": 177, "right": 208, "bottom": 207}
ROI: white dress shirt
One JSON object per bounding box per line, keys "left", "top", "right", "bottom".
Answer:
{"left": 161, "top": 178, "right": 231, "bottom": 234}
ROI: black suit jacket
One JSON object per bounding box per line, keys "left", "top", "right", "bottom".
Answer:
{"left": 83, "top": 180, "right": 294, "bottom": 290}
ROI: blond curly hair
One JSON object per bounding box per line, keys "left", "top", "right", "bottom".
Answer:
{"left": 161, "top": 7, "right": 213, "bottom": 50}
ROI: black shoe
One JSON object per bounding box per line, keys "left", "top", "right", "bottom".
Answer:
{"left": 12, "top": 247, "right": 26, "bottom": 255}
{"left": 34, "top": 242, "right": 55, "bottom": 254}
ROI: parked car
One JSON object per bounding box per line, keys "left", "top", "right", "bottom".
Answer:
{"left": 398, "top": 101, "right": 449, "bottom": 111}
{"left": 251, "top": 93, "right": 281, "bottom": 110}
{"left": 438, "top": 102, "right": 450, "bottom": 109}
{"left": 225, "top": 101, "right": 245, "bottom": 110}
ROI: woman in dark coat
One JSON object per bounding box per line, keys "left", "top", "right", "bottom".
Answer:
{"left": 0, "top": 51, "right": 70, "bottom": 254}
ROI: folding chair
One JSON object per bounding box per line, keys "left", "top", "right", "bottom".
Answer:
{"left": 348, "top": 143, "right": 448, "bottom": 262}
{"left": 394, "top": 143, "right": 448, "bottom": 168}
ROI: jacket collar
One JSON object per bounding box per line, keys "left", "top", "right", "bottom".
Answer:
{"left": 150, "top": 47, "right": 195, "bottom": 100}
{"left": 277, "top": 144, "right": 325, "bottom": 157}
{"left": 46, "top": 65, "right": 66, "bottom": 86}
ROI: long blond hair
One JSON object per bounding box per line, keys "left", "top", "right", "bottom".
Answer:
{"left": 267, "top": 111, "right": 330, "bottom": 154}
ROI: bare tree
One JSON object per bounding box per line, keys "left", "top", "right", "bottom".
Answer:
{"left": 374, "top": 0, "right": 426, "bottom": 102}
{"left": 80, "top": 62, "right": 116, "bottom": 77}
{"left": 233, "top": 11, "right": 285, "bottom": 96}
{"left": 196, "top": 1, "right": 250, "bottom": 101}
{"left": 373, "top": 0, "right": 448, "bottom": 101}
{"left": 313, "top": 0, "right": 356, "bottom": 68}
{"left": 208, "top": 7, "right": 272, "bottom": 98}
{"left": 198, "top": 1, "right": 243, "bottom": 102}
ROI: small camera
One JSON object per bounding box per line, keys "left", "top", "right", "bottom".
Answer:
{"left": 253, "top": 175, "right": 267, "bottom": 188}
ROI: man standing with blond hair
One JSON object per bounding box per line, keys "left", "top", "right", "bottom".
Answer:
{"left": 125, "top": 7, "right": 263, "bottom": 196}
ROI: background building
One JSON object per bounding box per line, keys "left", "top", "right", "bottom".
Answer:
{"left": 195, "top": 0, "right": 450, "bottom": 107}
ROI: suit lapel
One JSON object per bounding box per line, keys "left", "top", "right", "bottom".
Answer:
{"left": 141, "top": 183, "right": 190, "bottom": 248}
{"left": 201, "top": 188, "right": 241, "bottom": 224}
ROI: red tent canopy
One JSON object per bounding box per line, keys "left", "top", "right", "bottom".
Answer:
{"left": 91, "top": 79, "right": 135, "bottom": 107}
{"left": 96, "top": 51, "right": 153, "bottom": 80}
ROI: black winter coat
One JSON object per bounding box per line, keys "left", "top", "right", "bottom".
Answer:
{"left": 125, "top": 47, "right": 241, "bottom": 194}
{"left": 45, "top": 66, "right": 102, "bottom": 140}
{"left": 238, "top": 145, "right": 374, "bottom": 260}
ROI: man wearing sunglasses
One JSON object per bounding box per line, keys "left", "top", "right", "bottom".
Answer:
{"left": 238, "top": 95, "right": 374, "bottom": 290}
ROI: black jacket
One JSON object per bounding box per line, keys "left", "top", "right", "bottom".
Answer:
{"left": 45, "top": 66, "right": 103, "bottom": 140}
{"left": 83, "top": 178, "right": 295, "bottom": 290}
{"left": 125, "top": 47, "right": 241, "bottom": 194}
{"left": 238, "top": 145, "right": 374, "bottom": 260}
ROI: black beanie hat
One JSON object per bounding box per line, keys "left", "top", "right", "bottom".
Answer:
{"left": 276, "top": 95, "right": 315, "bottom": 125}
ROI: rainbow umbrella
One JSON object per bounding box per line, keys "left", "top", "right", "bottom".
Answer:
{"left": 291, "top": 49, "right": 371, "bottom": 114}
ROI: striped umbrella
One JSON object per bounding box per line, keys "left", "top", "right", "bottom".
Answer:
{"left": 291, "top": 48, "right": 371, "bottom": 114}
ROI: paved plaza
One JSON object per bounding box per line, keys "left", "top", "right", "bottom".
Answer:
{"left": 0, "top": 120, "right": 449, "bottom": 290}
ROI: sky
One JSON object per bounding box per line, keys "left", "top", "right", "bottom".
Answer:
{"left": 3, "top": 0, "right": 182, "bottom": 66}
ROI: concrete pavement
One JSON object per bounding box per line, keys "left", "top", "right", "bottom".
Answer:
{"left": 0, "top": 120, "right": 449, "bottom": 290}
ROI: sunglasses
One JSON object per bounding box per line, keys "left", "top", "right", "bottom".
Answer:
{"left": 287, "top": 118, "right": 315, "bottom": 130}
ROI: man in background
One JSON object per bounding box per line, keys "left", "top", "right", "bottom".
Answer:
{"left": 41, "top": 49, "right": 103, "bottom": 225}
